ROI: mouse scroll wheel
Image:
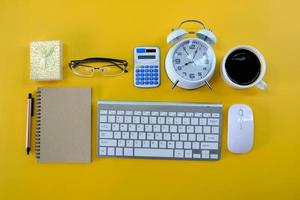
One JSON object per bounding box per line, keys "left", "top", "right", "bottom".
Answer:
{"left": 239, "top": 109, "right": 244, "bottom": 117}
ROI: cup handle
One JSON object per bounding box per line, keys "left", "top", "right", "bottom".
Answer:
{"left": 256, "top": 80, "right": 267, "bottom": 90}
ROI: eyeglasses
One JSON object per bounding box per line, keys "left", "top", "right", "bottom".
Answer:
{"left": 69, "top": 57, "right": 128, "bottom": 77}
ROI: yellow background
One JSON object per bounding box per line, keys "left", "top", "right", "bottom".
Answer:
{"left": 0, "top": 0, "right": 299, "bottom": 199}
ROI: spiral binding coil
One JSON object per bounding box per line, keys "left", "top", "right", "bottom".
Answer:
{"left": 35, "top": 89, "right": 41, "bottom": 159}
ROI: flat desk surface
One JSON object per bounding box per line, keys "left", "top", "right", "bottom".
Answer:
{"left": 0, "top": 0, "right": 299, "bottom": 199}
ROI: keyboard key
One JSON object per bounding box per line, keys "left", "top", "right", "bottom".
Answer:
{"left": 158, "top": 117, "right": 165, "bottom": 124}
{"left": 109, "top": 110, "right": 116, "bottom": 115}
{"left": 137, "top": 124, "right": 144, "bottom": 132}
{"left": 211, "top": 154, "right": 218, "bottom": 159}
{"left": 112, "top": 124, "right": 120, "bottom": 131}
{"left": 174, "top": 117, "right": 182, "bottom": 124}
{"left": 188, "top": 134, "right": 196, "bottom": 141}
{"left": 107, "top": 147, "right": 115, "bottom": 156}
{"left": 100, "top": 131, "right": 113, "bottom": 139}
{"left": 143, "top": 141, "right": 150, "bottom": 148}
{"left": 126, "top": 140, "right": 134, "bottom": 147}
{"left": 201, "top": 142, "right": 218, "bottom": 150}
{"left": 203, "top": 126, "right": 211, "bottom": 133}
{"left": 108, "top": 116, "right": 115, "bottom": 123}
{"left": 184, "top": 150, "right": 192, "bottom": 158}
{"left": 134, "top": 140, "right": 142, "bottom": 147}
{"left": 124, "top": 116, "right": 132, "bottom": 123}
{"left": 159, "top": 141, "right": 167, "bottom": 148}
{"left": 184, "top": 142, "right": 191, "bottom": 149}
{"left": 203, "top": 113, "right": 211, "bottom": 117}
{"left": 167, "top": 141, "right": 175, "bottom": 148}
{"left": 151, "top": 141, "right": 158, "bottom": 148}
{"left": 100, "top": 139, "right": 117, "bottom": 147}
{"left": 100, "top": 123, "right": 111, "bottom": 131}
{"left": 133, "top": 116, "right": 140, "bottom": 123}
{"left": 162, "top": 125, "right": 169, "bottom": 132}
{"left": 178, "top": 126, "right": 186, "bottom": 133}
{"left": 160, "top": 112, "right": 168, "bottom": 116}
{"left": 212, "top": 113, "right": 220, "bottom": 118}
{"left": 183, "top": 118, "right": 190, "bottom": 125}
{"left": 195, "top": 126, "right": 202, "bottom": 133}
{"left": 122, "top": 132, "right": 129, "bottom": 139}
{"left": 124, "top": 148, "right": 133, "bottom": 156}
{"left": 197, "top": 134, "right": 204, "bottom": 141}
{"left": 100, "top": 110, "right": 108, "bottom": 115}
{"left": 130, "top": 132, "right": 138, "bottom": 139}
{"left": 180, "top": 134, "right": 187, "bottom": 141}
{"left": 139, "top": 132, "right": 146, "bottom": 140}
{"left": 205, "top": 135, "right": 219, "bottom": 142}
{"left": 163, "top": 133, "right": 171, "bottom": 140}
{"left": 186, "top": 112, "right": 193, "bottom": 117}
{"left": 191, "top": 118, "right": 198, "bottom": 125}
{"left": 176, "top": 141, "right": 183, "bottom": 148}
{"left": 100, "top": 115, "right": 107, "bottom": 122}
{"left": 135, "top": 148, "right": 173, "bottom": 158}
{"left": 208, "top": 118, "right": 219, "bottom": 126}
{"left": 147, "top": 133, "right": 154, "bottom": 140}
{"left": 212, "top": 126, "right": 219, "bottom": 134}
{"left": 172, "top": 134, "right": 179, "bottom": 141}
{"left": 170, "top": 125, "right": 177, "bottom": 132}
{"left": 155, "top": 133, "right": 163, "bottom": 140}
{"left": 193, "top": 154, "right": 201, "bottom": 159}
{"left": 99, "top": 147, "right": 107, "bottom": 155}
{"left": 192, "top": 142, "right": 200, "bottom": 149}
{"left": 174, "top": 150, "right": 184, "bottom": 158}
{"left": 166, "top": 117, "right": 173, "bottom": 124}
{"left": 187, "top": 126, "right": 194, "bottom": 133}
{"left": 116, "top": 148, "right": 123, "bottom": 156}
{"left": 117, "top": 110, "right": 125, "bottom": 115}
{"left": 145, "top": 125, "right": 152, "bottom": 132}
{"left": 118, "top": 140, "right": 125, "bottom": 147}
{"left": 114, "top": 131, "right": 121, "bottom": 139}
{"left": 153, "top": 125, "right": 161, "bottom": 132}
{"left": 199, "top": 118, "right": 207, "bottom": 125}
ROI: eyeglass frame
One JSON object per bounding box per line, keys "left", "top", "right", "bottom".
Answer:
{"left": 68, "top": 57, "right": 128, "bottom": 77}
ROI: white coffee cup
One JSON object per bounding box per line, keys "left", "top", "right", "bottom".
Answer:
{"left": 221, "top": 45, "right": 267, "bottom": 90}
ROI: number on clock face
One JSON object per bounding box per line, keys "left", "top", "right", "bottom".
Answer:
{"left": 173, "top": 39, "right": 211, "bottom": 81}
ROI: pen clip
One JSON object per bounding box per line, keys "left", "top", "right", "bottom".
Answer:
{"left": 28, "top": 93, "right": 34, "bottom": 116}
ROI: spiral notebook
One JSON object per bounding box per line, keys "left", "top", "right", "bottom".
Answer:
{"left": 36, "top": 87, "right": 91, "bottom": 163}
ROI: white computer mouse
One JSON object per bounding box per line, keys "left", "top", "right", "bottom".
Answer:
{"left": 227, "top": 104, "right": 254, "bottom": 153}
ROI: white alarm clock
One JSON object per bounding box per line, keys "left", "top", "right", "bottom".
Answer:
{"left": 165, "top": 20, "right": 217, "bottom": 90}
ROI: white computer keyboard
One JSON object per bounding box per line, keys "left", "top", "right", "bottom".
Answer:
{"left": 98, "top": 101, "right": 222, "bottom": 160}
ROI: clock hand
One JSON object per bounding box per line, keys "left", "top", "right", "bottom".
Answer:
{"left": 183, "top": 47, "right": 190, "bottom": 57}
{"left": 192, "top": 47, "right": 198, "bottom": 60}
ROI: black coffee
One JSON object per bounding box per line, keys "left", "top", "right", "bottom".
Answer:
{"left": 225, "top": 49, "right": 261, "bottom": 85}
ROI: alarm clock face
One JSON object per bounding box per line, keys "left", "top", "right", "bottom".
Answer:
{"left": 173, "top": 39, "right": 213, "bottom": 81}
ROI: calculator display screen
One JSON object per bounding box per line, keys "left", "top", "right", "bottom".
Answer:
{"left": 138, "top": 55, "right": 156, "bottom": 59}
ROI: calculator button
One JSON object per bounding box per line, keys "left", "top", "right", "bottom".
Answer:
{"left": 145, "top": 82, "right": 149, "bottom": 85}
{"left": 154, "top": 69, "right": 158, "bottom": 72}
{"left": 150, "top": 69, "right": 154, "bottom": 72}
{"left": 145, "top": 65, "right": 149, "bottom": 68}
{"left": 145, "top": 69, "right": 149, "bottom": 72}
{"left": 154, "top": 73, "right": 158, "bottom": 76}
{"left": 141, "top": 65, "right": 145, "bottom": 68}
{"left": 150, "top": 81, "right": 153, "bottom": 84}
{"left": 141, "top": 81, "right": 145, "bottom": 84}
{"left": 136, "top": 69, "right": 140, "bottom": 72}
{"left": 150, "top": 65, "right": 154, "bottom": 68}
{"left": 154, "top": 81, "right": 158, "bottom": 84}
{"left": 154, "top": 65, "right": 158, "bottom": 68}
{"left": 154, "top": 77, "right": 158, "bottom": 80}
{"left": 141, "top": 69, "right": 145, "bottom": 72}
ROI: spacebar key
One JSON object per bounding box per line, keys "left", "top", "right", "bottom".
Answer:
{"left": 134, "top": 148, "right": 173, "bottom": 158}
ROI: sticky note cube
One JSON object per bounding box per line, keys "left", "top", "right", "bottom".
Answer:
{"left": 30, "top": 40, "right": 62, "bottom": 81}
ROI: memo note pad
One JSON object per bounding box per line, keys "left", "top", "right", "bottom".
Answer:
{"left": 30, "top": 40, "right": 62, "bottom": 81}
{"left": 35, "top": 87, "right": 92, "bottom": 163}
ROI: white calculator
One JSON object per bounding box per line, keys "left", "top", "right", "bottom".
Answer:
{"left": 134, "top": 46, "right": 160, "bottom": 88}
